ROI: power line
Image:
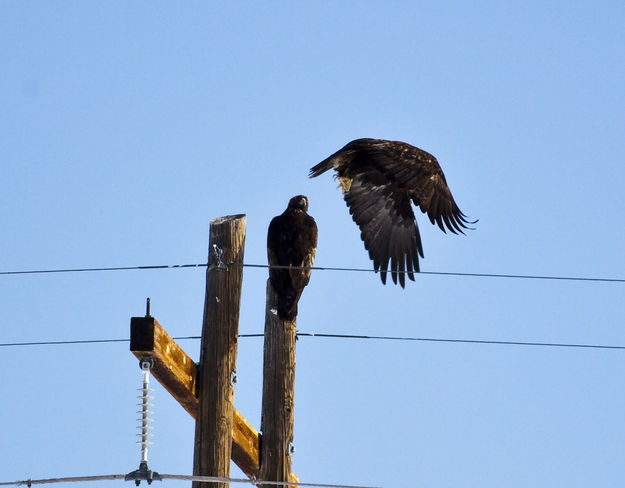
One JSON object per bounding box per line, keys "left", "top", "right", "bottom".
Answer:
{"left": 0, "top": 263, "right": 205, "bottom": 275}
{"left": 1, "top": 333, "right": 624, "bottom": 351}
{"left": 163, "top": 473, "right": 381, "bottom": 488}
{"left": 0, "top": 336, "right": 200, "bottom": 347}
{"left": 0, "top": 474, "right": 126, "bottom": 486}
{"left": 0, "top": 338, "right": 131, "bottom": 347}
{"left": 1, "top": 262, "right": 624, "bottom": 284}
{"left": 242, "top": 263, "right": 625, "bottom": 284}
{"left": 0, "top": 473, "right": 381, "bottom": 488}
{"left": 296, "top": 333, "right": 625, "bottom": 350}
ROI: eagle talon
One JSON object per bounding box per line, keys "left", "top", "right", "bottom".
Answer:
{"left": 336, "top": 176, "right": 353, "bottom": 194}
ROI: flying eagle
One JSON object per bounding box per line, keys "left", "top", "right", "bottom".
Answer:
{"left": 309, "top": 138, "right": 475, "bottom": 287}
{"left": 267, "top": 195, "right": 318, "bottom": 320}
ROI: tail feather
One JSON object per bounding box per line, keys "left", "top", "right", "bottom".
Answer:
{"left": 311, "top": 139, "right": 373, "bottom": 178}
{"left": 308, "top": 158, "right": 334, "bottom": 178}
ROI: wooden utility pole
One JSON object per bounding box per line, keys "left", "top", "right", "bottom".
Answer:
{"left": 192, "top": 214, "right": 246, "bottom": 488}
{"left": 259, "top": 280, "right": 299, "bottom": 486}
{"left": 129, "top": 212, "right": 303, "bottom": 486}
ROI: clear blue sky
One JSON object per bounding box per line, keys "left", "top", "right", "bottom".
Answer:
{"left": 2, "top": 2, "right": 625, "bottom": 487}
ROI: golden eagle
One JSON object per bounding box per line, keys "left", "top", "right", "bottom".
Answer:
{"left": 309, "top": 138, "right": 475, "bottom": 287}
{"left": 267, "top": 195, "right": 318, "bottom": 320}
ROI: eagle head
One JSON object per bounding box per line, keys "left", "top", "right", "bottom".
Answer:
{"left": 288, "top": 195, "right": 309, "bottom": 212}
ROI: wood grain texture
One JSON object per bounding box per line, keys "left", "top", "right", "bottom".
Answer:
{"left": 259, "top": 279, "right": 299, "bottom": 486}
{"left": 130, "top": 316, "right": 198, "bottom": 417}
{"left": 193, "top": 214, "right": 246, "bottom": 488}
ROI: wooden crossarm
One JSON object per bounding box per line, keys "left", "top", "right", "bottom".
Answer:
{"left": 130, "top": 316, "right": 260, "bottom": 478}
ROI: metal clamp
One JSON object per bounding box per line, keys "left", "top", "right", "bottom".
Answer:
{"left": 125, "top": 461, "right": 162, "bottom": 486}
{"left": 210, "top": 244, "right": 227, "bottom": 270}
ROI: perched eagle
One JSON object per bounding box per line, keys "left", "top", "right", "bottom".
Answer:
{"left": 267, "top": 195, "right": 318, "bottom": 320}
{"left": 309, "top": 138, "right": 475, "bottom": 287}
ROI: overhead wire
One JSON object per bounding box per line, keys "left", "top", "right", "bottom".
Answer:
{"left": 0, "top": 263, "right": 205, "bottom": 276}
{"left": 0, "top": 473, "right": 381, "bottom": 488}
{"left": 242, "top": 263, "right": 625, "bottom": 284}
{"left": 297, "top": 333, "right": 625, "bottom": 350}
{"left": 0, "top": 474, "right": 126, "bottom": 486}
{"left": 1, "top": 333, "right": 625, "bottom": 351}
{"left": 1, "top": 262, "right": 624, "bottom": 284}
{"left": 2, "top": 265, "right": 619, "bottom": 487}
{"left": 0, "top": 336, "right": 200, "bottom": 347}
{"left": 0, "top": 271, "right": 619, "bottom": 488}
{"left": 0, "top": 338, "right": 132, "bottom": 347}
{"left": 162, "top": 473, "right": 381, "bottom": 488}
{"left": 2, "top": 262, "right": 623, "bottom": 352}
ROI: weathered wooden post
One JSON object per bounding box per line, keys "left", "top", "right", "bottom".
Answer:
{"left": 192, "top": 214, "right": 246, "bottom": 488}
{"left": 259, "top": 280, "right": 299, "bottom": 486}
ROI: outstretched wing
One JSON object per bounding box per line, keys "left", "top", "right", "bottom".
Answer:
{"left": 344, "top": 170, "right": 422, "bottom": 288}
{"left": 310, "top": 138, "right": 475, "bottom": 287}
{"left": 349, "top": 139, "right": 474, "bottom": 235}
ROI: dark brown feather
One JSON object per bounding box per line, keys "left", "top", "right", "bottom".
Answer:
{"left": 309, "top": 138, "right": 475, "bottom": 286}
{"left": 267, "top": 195, "right": 318, "bottom": 319}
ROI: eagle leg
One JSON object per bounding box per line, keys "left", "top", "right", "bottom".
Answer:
{"left": 336, "top": 176, "right": 353, "bottom": 195}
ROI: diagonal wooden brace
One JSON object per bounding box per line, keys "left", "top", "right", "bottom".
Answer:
{"left": 130, "top": 316, "right": 259, "bottom": 479}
